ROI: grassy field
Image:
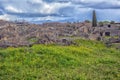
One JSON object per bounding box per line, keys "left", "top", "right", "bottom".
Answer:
{"left": 0, "top": 39, "right": 120, "bottom": 80}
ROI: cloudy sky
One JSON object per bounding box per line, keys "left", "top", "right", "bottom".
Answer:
{"left": 0, "top": 0, "right": 120, "bottom": 23}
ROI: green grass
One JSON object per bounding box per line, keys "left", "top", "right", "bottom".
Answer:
{"left": 111, "top": 43, "right": 120, "bottom": 49}
{"left": 104, "top": 36, "right": 119, "bottom": 40}
{"left": 27, "top": 37, "right": 39, "bottom": 43}
{"left": 0, "top": 39, "right": 120, "bottom": 80}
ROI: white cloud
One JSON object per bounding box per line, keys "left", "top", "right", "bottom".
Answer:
{"left": 28, "top": 0, "right": 72, "bottom": 14}
{"left": 0, "top": 0, "right": 120, "bottom": 22}
{"left": 0, "top": 14, "right": 9, "bottom": 20}
{"left": 31, "top": 0, "right": 43, "bottom": 4}
{"left": 39, "top": 2, "right": 71, "bottom": 14}
{"left": 5, "top": 6, "right": 23, "bottom": 13}
{"left": 32, "top": 16, "right": 67, "bottom": 21}
{"left": 0, "top": 14, "right": 15, "bottom": 21}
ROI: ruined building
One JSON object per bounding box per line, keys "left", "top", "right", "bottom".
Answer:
{"left": 90, "top": 10, "right": 120, "bottom": 43}
{"left": 0, "top": 10, "right": 120, "bottom": 47}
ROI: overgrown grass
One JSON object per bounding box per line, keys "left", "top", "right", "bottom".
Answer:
{"left": 0, "top": 39, "right": 120, "bottom": 80}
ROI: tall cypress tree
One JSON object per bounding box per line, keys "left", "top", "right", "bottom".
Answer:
{"left": 92, "top": 10, "right": 97, "bottom": 27}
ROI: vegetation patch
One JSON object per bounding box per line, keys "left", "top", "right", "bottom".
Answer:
{"left": 0, "top": 39, "right": 120, "bottom": 80}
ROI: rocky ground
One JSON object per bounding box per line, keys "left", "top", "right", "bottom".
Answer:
{"left": 0, "top": 20, "right": 120, "bottom": 48}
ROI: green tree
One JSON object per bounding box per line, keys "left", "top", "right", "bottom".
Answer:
{"left": 99, "top": 21, "right": 104, "bottom": 27}
{"left": 85, "top": 20, "right": 91, "bottom": 23}
{"left": 92, "top": 10, "right": 97, "bottom": 27}
{"left": 110, "top": 21, "right": 115, "bottom": 24}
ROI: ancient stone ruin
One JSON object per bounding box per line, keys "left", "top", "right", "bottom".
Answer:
{"left": 0, "top": 10, "right": 120, "bottom": 48}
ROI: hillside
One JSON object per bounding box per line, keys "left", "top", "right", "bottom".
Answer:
{"left": 0, "top": 39, "right": 120, "bottom": 80}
